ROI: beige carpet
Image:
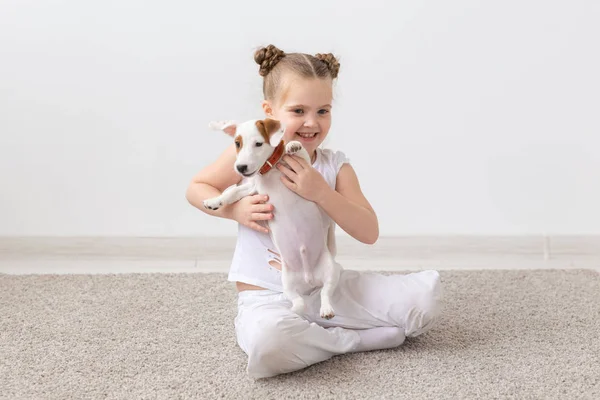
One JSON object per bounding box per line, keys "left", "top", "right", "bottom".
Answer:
{"left": 1, "top": 270, "right": 599, "bottom": 399}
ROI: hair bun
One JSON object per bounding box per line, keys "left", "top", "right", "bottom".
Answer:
{"left": 315, "top": 53, "right": 340, "bottom": 79}
{"left": 254, "top": 45, "right": 286, "bottom": 77}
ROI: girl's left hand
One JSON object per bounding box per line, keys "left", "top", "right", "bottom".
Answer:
{"left": 277, "top": 155, "right": 331, "bottom": 203}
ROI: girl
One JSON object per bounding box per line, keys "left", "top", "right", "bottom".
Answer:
{"left": 186, "top": 44, "right": 442, "bottom": 379}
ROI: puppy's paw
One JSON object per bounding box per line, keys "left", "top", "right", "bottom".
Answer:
{"left": 286, "top": 141, "right": 303, "bottom": 155}
{"left": 203, "top": 198, "right": 223, "bottom": 210}
{"left": 320, "top": 304, "right": 335, "bottom": 320}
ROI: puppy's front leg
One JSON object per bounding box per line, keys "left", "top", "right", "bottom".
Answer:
{"left": 203, "top": 181, "right": 257, "bottom": 211}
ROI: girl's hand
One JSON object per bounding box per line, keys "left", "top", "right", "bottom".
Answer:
{"left": 228, "top": 194, "right": 273, "bottom": 234}
{"left": 278, "top": 155, "right": 331, "bottom": 203}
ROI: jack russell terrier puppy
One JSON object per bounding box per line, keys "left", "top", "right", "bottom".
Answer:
{"left": 203, "top": 118, "right": 341, "bottom": 319}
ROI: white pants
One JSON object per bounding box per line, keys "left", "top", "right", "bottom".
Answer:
{"left": 234, "top": 269, "right": 442, "bottom": 379}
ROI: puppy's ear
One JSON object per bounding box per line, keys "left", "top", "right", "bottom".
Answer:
{"left": 269, "top": 125, "right": 285, "bottom": 147}
{"left": 263, "top": 118, "right": 280, "bottom": 136}
{"left": 208, "top": 120, "right": 237, "bottom": 137}
{"left": 266, "top": 119, "right": 285, "bottom": 147}
{"left": 256, "top": 118, "right": 285, "bottom": 147}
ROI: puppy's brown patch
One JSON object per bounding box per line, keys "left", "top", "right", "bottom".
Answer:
{"left": 234, "top": 136, "right": 243, "bottom": 153}
{"left": 255, "top": 119, "right": 281, "bottom": 142}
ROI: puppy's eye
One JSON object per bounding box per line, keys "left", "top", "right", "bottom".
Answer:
{"left": 235, "top": 142, "right": 241, "bottom": 148}
{"left": 255, "top": 142, "right": 263, "bottom": 147}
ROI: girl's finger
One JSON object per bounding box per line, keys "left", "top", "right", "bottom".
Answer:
{"left": 277, "top": 164, "right": 297, "bottom": 180}
{"left": 248, "top": 222, "right": 269, "bottom": 233}
{"left": 251, "top": 194, "right": 269, "bottom": 204}
{"left": 281, "top": 175, "right": 297, "bottom": 191}
{"left": 293, "top": 155, "right": 310, "bottom": 167}
{"left": 251, "top": 212, "right": 273, "bottom": 221}
{"left": 253, "top": 203, "right": 274, "bottom": 213}
{"left": 283, "top": 155, "right": 304, "bottom": 171}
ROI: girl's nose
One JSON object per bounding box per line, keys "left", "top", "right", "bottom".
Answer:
{"left": 303, "top": 117, "right": 317, "bottom": 128}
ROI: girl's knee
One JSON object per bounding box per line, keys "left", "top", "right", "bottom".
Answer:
{"left": 243, "top": 316, "right": 306, "bottom": 379}
{"left": 406, "top": 270, "right": 442, "bottom": 337}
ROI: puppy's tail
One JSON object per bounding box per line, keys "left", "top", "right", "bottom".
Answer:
{"left": 300, "top": 245, "right": 312, "bottom": 285}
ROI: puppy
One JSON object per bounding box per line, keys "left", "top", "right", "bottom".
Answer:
{"left": 203, "top": 118, "right": 341, "bottom": 319}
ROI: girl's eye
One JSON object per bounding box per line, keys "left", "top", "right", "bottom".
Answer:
{"left": 255, "top": 142, "right": 263, "bottom": 147}
{"left": 318, "top": 109, "right": 329, "bottom": 115}
{"left": 293, "top": 109, "right": 304, "bottom": 114}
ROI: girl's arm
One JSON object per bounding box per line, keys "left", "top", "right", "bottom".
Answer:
{"left": 186, "top": 144, "right": 241, "bottom": 220}
{"left": 278, "top": 156, "right": 379, "bottom": 245}
{"left": 317, "top": 164, "right": 379, "bottom": 244}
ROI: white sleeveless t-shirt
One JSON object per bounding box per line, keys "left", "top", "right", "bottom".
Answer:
{"left": 227, "top": 147, "right": 350, "bottom": 292}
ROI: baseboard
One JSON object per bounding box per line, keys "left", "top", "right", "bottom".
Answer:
{"left": 1, "top": 235, "right": 599, "bottom": 274}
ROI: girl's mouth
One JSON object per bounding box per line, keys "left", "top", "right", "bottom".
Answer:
{"left": 296, "top": 132, "right": 318, "bottom": 141}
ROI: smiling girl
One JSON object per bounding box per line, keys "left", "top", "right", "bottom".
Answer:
{"left": 186, "top": 44, "right": 442, "bottom": 379}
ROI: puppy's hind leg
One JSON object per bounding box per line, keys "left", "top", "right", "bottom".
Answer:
{"left": 319, "top": 253, "right": 341, "bottom": 320}
{"left": 326, "top": 222, "right": 337, "bottom": 259}
{"left": 299, "top": 245, "right": 313, "bottom": 286}
{"left": 282, "top": 263, "right": 306, "bottom": 315}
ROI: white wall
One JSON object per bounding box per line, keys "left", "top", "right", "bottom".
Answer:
{"left": 1, "top": 0, "right": 599, "bottom": 237}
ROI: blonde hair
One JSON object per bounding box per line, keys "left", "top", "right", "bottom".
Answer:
{"left": 253, "top": 44, "right": 340, "bottom": 102}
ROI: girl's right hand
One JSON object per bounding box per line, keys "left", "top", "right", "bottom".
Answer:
{"left": 228, "top": 194, "right": 274, "bottom": 234}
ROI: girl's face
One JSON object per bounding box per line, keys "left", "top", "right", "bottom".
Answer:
{"left": 263, "top": 74, "right": 333, "bottom": 159}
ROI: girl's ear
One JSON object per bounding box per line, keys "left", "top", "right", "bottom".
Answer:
{"left": 208, "top": 120, "right": 237, "bottom": 137}
{"left": 262, "top": 100, "right": 273, "bottom": 117}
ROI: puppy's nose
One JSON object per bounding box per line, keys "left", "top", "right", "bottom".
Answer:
{"left": 236, "top": 165, "right": 248, "bottom": 174}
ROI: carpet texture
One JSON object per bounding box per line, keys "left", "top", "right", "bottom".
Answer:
{"left": 1, "top": 270, "right": 599, "bottom": 399}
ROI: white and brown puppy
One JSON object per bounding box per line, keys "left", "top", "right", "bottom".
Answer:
{"left": 203, "top": 118, "right": 341, "bottom": 319}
